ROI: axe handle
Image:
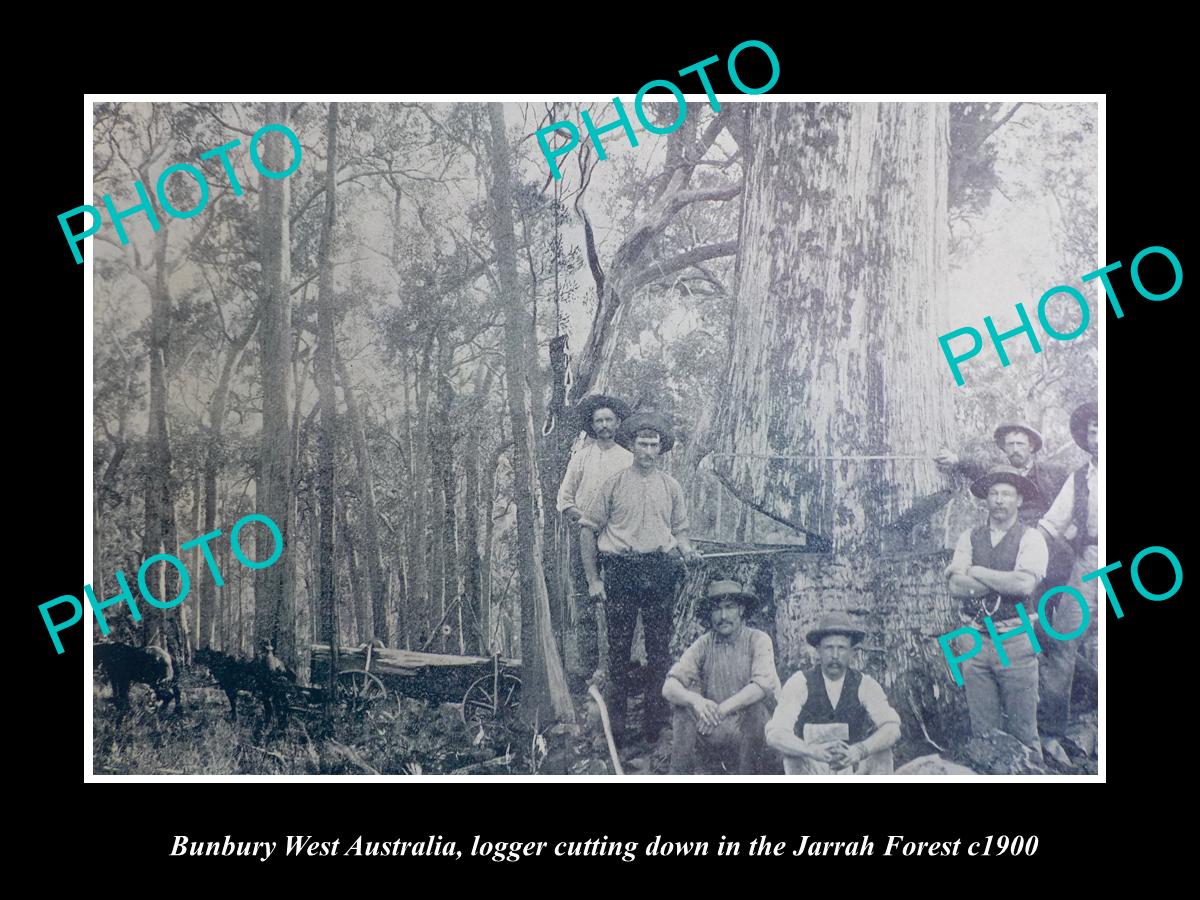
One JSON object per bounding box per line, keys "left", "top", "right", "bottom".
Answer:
{"left": 588, "top": 683, "right": 624, "bottom": 776}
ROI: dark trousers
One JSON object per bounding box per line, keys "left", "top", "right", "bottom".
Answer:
{"left": 669, "top": 702, "right": 771, "bottom": 775}
{"left": 600, "top": 551, "right": 684, "bottom": 739}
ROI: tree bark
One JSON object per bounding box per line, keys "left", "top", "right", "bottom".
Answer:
{"left": 340, "top": 504, "right": 370, "bottom": 644}
{"left": 431, "top": 341, "right": 461, "bottom": 653}
{"left": 315, "top": 102, "right": 340, "bottom": 657}
{"left": 711, "top": 103, "right": 964, "bottom": 743}
{"left": 201, "top": 308, "right": 258, "bottom": 649}
{"left": 335, "top": 345, "right": 390, "bottom": 646}
{"left": 254, "top": 100, "right": 298, "bottom": 667}
{"left": 712, "top": 104, "right": 952, "bottom": 549}
{"left": 486, "top": 103, "right": 573, "bottom": 724}
{"left": 460, "top": 367, "right": 492, "bottom": 655}
{"left": 142, "top": 228, "right": 183, "bottom": 658}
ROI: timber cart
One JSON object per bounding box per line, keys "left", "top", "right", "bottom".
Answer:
{"left": 310, "top": 644, "right": 521, "bottom": 723}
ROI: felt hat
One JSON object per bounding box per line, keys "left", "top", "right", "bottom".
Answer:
{"left": 697, "top": 579, "right": 758, "bottom": 619}
{"left": 806, "top": 611, "right": 867, "bottom": 648}
{"left": 576, "top": 394, "right": 632, "bottom": 438}
{"left": 970, "top": 465, "right": 1041, "bottom": 504}
{"left": 993, "top": 423, "right": 1043, "bottom": 453}
{"left": 1070, "top": 401, "right": 1098, "bottom": 452}
{"left": 617, "top": 410, "right": 676, "bottom": 453}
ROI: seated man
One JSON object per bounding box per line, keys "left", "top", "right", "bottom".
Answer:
{"left": 766, "top": 612, "right": 901, "bottom": 775}
{"left": 663, "top": 580, "right": 780, "bottom": 774}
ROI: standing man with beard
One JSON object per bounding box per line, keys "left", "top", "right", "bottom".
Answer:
{"left": 579, "top": 411, "right": 702, "bottom": 743}
{"left": 935, "top": 424, "right": 1068, "bottom": 530}
{"left": 1036, "top": 401, "right": 1098, "bottom": 766}
{"left": 557, "top": 395, "right": 633, "bottom": 689}
{"left": 944, "top": 466, "right": 1049, "bottom": 755}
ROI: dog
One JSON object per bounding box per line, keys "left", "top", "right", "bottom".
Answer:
{"left": 94, "top": 642, "right": 182, "bottom": 718}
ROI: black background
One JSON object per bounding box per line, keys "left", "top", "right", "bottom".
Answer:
{"left": 19, "top": 27, "right": 1188, "bottom": 883}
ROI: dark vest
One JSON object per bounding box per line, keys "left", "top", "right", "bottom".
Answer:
{"left": 795, "top": 666, "right": 871, "bottom": 744}
{"left": 1071, "top": 465, "right": 1095, "bottom": 553}
{"left": 1020, "top": 461, "right": 1067, "bottom": 523}
{"left": 967, "top": 522, "right": 1030, "bottom": 620}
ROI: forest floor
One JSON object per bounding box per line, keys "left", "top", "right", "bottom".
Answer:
{"left": 92, "top": 674, "right": 1098, "bottom": 777}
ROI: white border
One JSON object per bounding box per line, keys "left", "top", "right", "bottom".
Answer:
{"left": 83, "top": 92, "right": 1105, "bottom": 783}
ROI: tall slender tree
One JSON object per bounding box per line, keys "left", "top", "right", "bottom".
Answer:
{"left": 315, "top": 103, "right": 341, "bottom": 658}
{"left": 254, "top": 101, "right": 298, "bottom": 666}
{"left": 486, "top": 103, "right": 573, "bottom": 724}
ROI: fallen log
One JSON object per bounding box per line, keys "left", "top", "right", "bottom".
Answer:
{"left": 311, "top": 644, "right": 519, "bottom": 677}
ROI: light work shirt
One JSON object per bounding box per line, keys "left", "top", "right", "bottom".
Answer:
{"left": 667, "top": 625, "right": 780, "bottom": 704}
{"left": 1039, "top": 460, "right": 1097, "bottom": 543}
{"left": 556, "top": 440, "right": 633, "bottom": 513}
{"left": 768, "top": 669, "right": 901, "bottom": 740}
{"left": 579, "top": 466, "right": 689, "bottom": 554}
{"left": 951, "top": 523, "right": 1049, "bottom": 581}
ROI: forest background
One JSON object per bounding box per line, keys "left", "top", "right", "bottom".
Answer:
{"left": 89, "top": 100, "right": 1097, "bottom": 768}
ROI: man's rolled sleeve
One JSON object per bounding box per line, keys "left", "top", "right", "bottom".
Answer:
{"left": 857, "top": 675, "right": 901, "bottom": 730}
{"left": 950, "top": 530, "right": 974, "bottom": 572}
{"left": 1038, "top": 474, "right": 1075, "bottom": 542}
{"left": 1015, "top": 527, "right": 1049, "bottom": 582}
{"left": 766, "top": 672, "right": 808, "bottom": 743}
{"left": 749, "top": 631, "right": 781, "bottom": 696}
{"left": 578, "top": 475, "right": 612, "bottom": 533}
{"left": 556, "top": 451, "right": 584, "bottom": 513}
{"left": 666, "top": 637, "right": 707, "bottom": 692}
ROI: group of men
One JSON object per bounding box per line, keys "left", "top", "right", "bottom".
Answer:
{"left": 557, "top": 395, "right": 902, "bottom": 775}
{"left": 938, "top": 401, "right": 1099, "bottom": 767}
{"left": 556, "top": 393, "right": 1098, "bottom": 774}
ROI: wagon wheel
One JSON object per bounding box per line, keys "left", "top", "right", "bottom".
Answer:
{"left": 461, "top": 672, "right": 522, "bottom": 724}
{"left": 335, "top": 670, "right": 387, "bottom": 718}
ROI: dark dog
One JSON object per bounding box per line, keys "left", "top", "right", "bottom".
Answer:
{"left": 94, "top": 642, "right": 182, "bottom": 718}
{"left": 194, "top": 646, "right": 295, "bottom": 728}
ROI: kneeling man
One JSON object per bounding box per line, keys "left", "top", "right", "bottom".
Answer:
{"left": 766, "top": 613, "right": 901, "bottom": 775}
{"left": 663, "top": 580, "right": 780, "bottom": 774}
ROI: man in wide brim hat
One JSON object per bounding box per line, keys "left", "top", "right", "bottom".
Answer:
{"left": 970, "top": 465, "right": 1041, "bottom": 506}
{"left": 805, "top": 611, "right": 867, "bottom": 648}
{"left": 1069, "top": 401, "right": 1097, "bottom": 452}
{"left": 993, "top": 423, "right": 1043, "bottom": 454}
{"left": 696, "top": 579, "right": 760, "bottom": 620}
{"left": 576, "top": 394, "right": 632, "bottom": 438}
{"left": 616, "top": 410, "right": 676, "bottom": 453}
{"left": 663, "top": 580, "right": 780, "bottom": 774}
{"left": 559, "top": 393, "right": 634, "bottom": 690}
{"left": 767, "top": 611, "right": 902, "bottom": 775}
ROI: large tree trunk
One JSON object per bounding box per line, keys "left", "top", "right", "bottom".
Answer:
{"left": 254, "top": 101, "right": 298, "bottom": 667}
{"left": 486, "top": 103, "right": 573, "bottom": 725}
{"left": 711, "top": 103, "right": 965, "bottom": 747}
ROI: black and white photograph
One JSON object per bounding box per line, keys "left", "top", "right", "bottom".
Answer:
{"left": 84, "top": 97, "right": 1099, "bottom": 778}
